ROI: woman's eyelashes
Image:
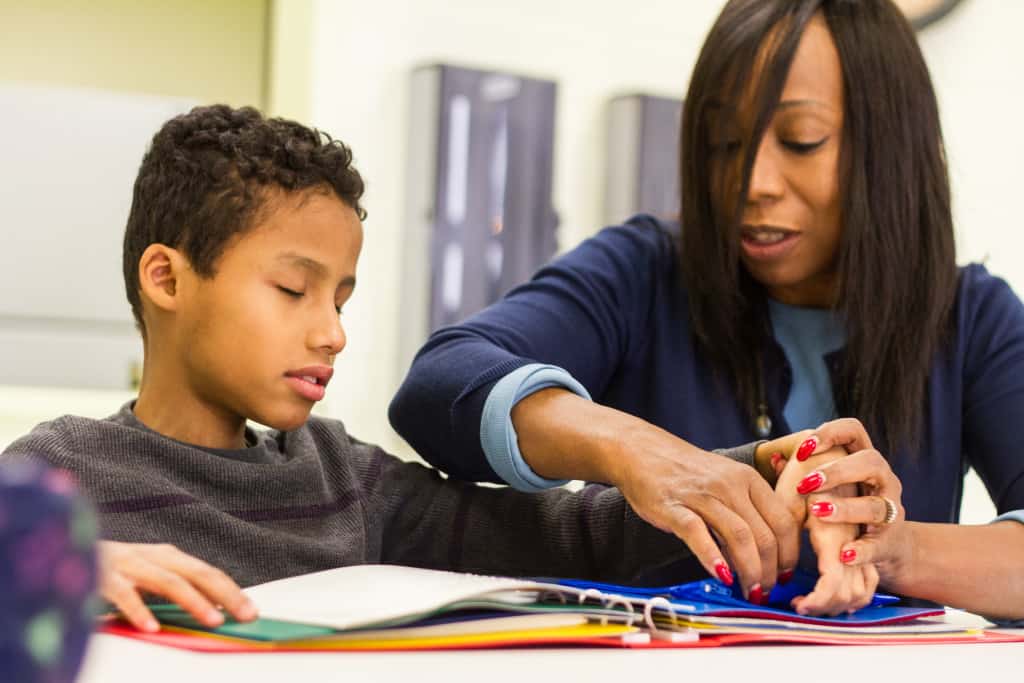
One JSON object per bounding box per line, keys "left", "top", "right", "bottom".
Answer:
{"left": 782, "top": 137, "right": 828, "bottom": 154}
{"left": 709, "top": 136, "right": 827, "bottom": 156}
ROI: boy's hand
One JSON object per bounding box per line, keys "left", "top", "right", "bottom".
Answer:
{"left": 773, "top": 450, "right": 878, "bottom": 615}
{"left": 792, "top": 489, "right": 879, "bottom": 615}
{"left": 99, "top": 540, "right": 257, "bottom": 632}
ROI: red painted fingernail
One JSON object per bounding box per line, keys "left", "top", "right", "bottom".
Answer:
{"left": 778, "top": 569, "right": 794, "bottom": 585}
{"left": 810, "top": 501, "right": 835, "bottom": 517}
{"left": 796, "top": 471, "right": 825, "bottom": 495}
{"left": 841, "top": 548, "right": 857, "bottom": 564}
{"left": 796, "top": 437, "right": 818, "bottom": 462}
{"left": 714, "top": 559, "right": 734, "bottom": 586}
{"left": 770, "top": 452, "right": 782, "bottom": 468}
{"left": 748, "top": 584, "right": 764, "bottom": 605}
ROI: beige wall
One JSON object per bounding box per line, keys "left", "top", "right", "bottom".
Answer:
{"left": 266, "top": 0, "right": 314, "bottom": 122}
{"left": 0, "top": 0, "right": 272, "bottom": 448}
{"left": 0, "top": 0, "right": 269, "bottom": 107}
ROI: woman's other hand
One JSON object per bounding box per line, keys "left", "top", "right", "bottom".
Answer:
{"left": 99, "top": 541, "right": 257, "bottom": 632}
{"left": 793, "top": 446, "right": 912, "bottom": 586}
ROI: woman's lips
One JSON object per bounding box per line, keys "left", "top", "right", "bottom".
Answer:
{"left": 740, "top": 225, "right": 801, "bottom": 261}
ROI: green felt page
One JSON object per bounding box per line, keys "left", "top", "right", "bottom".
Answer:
{"left": 148, "top": 604, "right": 337, "bottom": 642}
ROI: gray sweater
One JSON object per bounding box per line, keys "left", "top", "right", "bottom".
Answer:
{"left": 1, "top": 402, "right": 756, "bottom": 588}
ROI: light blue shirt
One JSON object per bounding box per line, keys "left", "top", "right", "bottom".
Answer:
{"left": 767, "top": 298, "right": 846, "bottom": 431}
{"left": 480, "top": 364, "right": 587, "bottom": 492}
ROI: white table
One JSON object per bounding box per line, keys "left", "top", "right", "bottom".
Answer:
{"left": 78, "top": 629, "right": 1024, "bottom": 683}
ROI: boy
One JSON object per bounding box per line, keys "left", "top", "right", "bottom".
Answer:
{"left": 2, "top": 105, "right": 859, "bottom": 632}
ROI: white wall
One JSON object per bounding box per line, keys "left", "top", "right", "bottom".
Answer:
{"left": 918, "top": 0, "right": 1024, "bottom": 294}
{"left": 916, "top": 0, "right": 1024, "bottom": 522}
{"left": 302, "top": 0, "right": 727, "bottom": 456}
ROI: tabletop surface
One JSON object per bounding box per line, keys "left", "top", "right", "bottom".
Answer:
{"left": 78, "top": 629, "right": 1024, "bottom": 683}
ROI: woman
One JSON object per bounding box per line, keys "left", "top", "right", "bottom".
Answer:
{"left": 390, "top": 0, "right": 1024, "bottom": 619}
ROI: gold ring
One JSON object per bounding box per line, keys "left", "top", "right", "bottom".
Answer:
{"left": 881, "top": 497, "right": 899, "bottom": 524}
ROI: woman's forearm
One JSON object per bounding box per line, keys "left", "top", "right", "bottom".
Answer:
{"left": 886, "top": 521, "right": 1024, "bottom": 620}
{"left": 513, "top": 387, "right": 784, "bottom": 488}
{"left": 510, "top": 387, "right": 649, "bottom": 485}
{"left": 511, "top": 388, "right": 804, "bottom": 594}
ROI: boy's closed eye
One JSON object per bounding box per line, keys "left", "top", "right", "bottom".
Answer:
{"left": 277, "top": 285, "right": 304, "bottom": 298}
{"left": 277, "top": 284, "right": 346, "bottom": 315}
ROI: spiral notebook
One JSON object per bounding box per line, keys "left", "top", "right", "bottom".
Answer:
{"left": 236, "top": 564, "right": 941, "bottom": 631}
{"left": 100, "top": 564, "right": 1024, "bottom": 651}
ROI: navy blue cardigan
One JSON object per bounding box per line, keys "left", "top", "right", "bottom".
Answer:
{"left": 389, "top": 215, "right": 1024, "bottom": 524}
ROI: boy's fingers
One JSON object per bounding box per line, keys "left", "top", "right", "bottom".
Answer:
{"left": 850, "top": 566, "right": 877, "bottom": 613}
{"left": 161, "top": 549, "right": 257, "bottom": 621}
{"left": 793, "top": 571, "right": 840, "bottom": 615}
{"left": 103, "top": 574, "right": 159, "bottom": 632}
{"left": 862, "top": 564, "right": 880, "bottom": 608}
{"left": 130, "top": 563, "right": 225, "bottom": 628}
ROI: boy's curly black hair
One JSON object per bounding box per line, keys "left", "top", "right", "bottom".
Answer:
{"left": 122, "top": 104, "right": 366, "bottom": 335}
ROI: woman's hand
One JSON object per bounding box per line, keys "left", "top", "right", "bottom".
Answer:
{"left": 770, "top": 438, "right": 879, "bottom": 615}
{"left": 792, "top": 418, "right": 913, "bottom": 586}
{"left": 609, "top": 425, "right": 801, "bottom": 602}
{"left": 99, "top": 541, "right": 257, "bottom": 632}
{"left": 513, "top": 389, "right": 801, "bottom": 603}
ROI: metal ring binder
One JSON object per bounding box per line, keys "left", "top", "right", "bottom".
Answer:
{"left": 643, "top": 596, "right": 679, "bottom": 633}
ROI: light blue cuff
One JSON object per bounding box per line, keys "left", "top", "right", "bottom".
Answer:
{"left": 992, "top": 509, "right": 1024, "bottom": 526}
{"left": 988, "top": 509, "right": 1024, "bottom": 626}
{"left": 480, "top": 363, "right": 591, "bottom": 492}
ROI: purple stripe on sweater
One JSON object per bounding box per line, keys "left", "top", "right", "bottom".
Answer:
{"left": 227, "top": 492, "right": 358, "bottom": 522}
{"left": 96, "top": 494, "right": 197, "bottom": 513}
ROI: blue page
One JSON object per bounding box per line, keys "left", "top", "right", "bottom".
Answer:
{"left": 552, "top": 570, "right": 942, "bottom": 626}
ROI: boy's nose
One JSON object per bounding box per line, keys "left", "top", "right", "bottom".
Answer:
{"left": 311, "top": 311, "right": 346, "bottom": 356}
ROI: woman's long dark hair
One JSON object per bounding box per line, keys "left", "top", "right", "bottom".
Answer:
{"left": 679, "top": 0, "right": 957, "bottom": 453}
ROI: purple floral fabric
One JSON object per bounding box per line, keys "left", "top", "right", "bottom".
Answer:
{"left": 0, "top": 461, "right": 98, "bottom": 683}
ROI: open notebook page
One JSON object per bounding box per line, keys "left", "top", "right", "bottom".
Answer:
{"left": 242, "top": 564, "right": 568, "bottom": 631}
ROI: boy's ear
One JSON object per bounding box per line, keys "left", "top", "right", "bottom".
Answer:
{"left": 138, "top": 244, "right": 189, "bottom": 314}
